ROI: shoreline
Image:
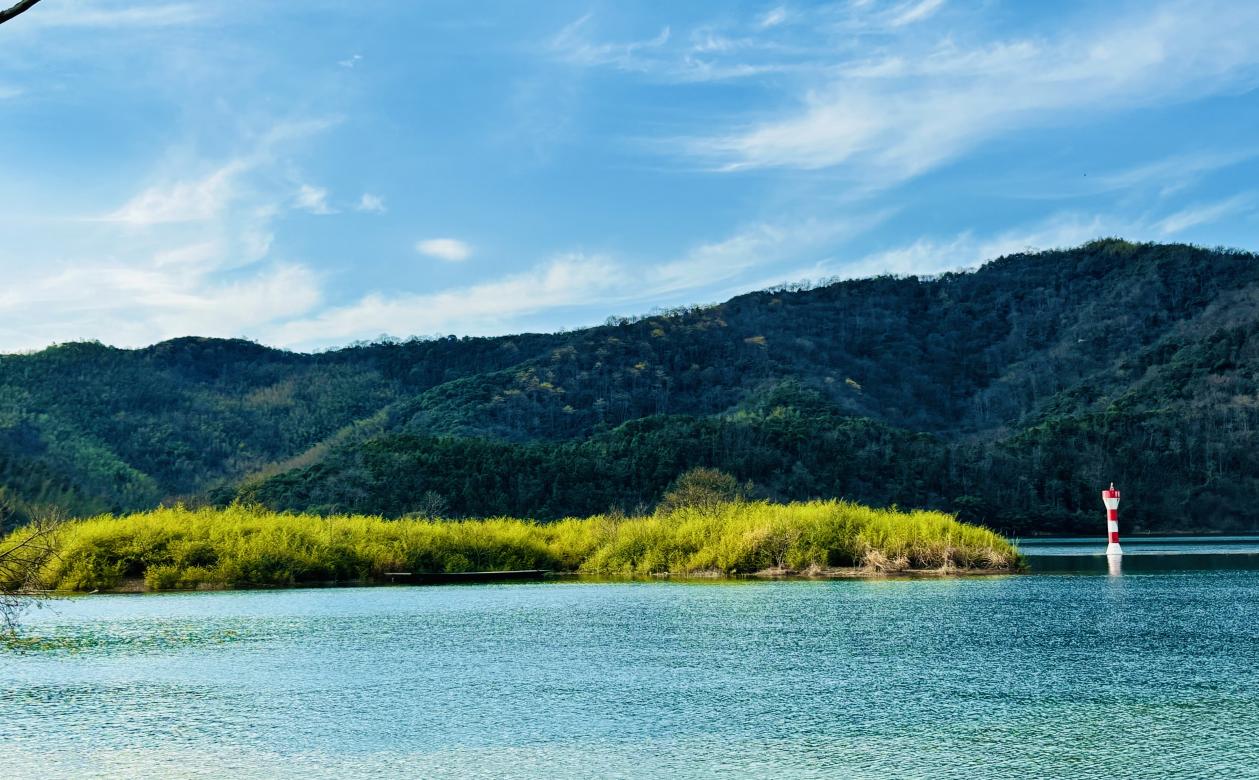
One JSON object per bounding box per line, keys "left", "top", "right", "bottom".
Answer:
{"left": 55, "top": 564, "right": 1024, "bottom": 594}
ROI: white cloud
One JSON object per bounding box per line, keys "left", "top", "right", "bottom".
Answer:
{"left": 338, "top": 54, "right": 363, "bottom": 68}
{"left": 646, "top": 212, "right": 890, "bottom": 297}
{"left": 1091, "top": 149, "right": 1259, "bottom": 197}
{"left": 889, "top": 0, "right": 945, "bottom": 28}
{"left": 416, "top": 237, "right": 472, "bottom": 262}
{"left": 0, "top": 114, "right": 345, "bottom": 352}
{"left": 356, "top": 193, "right": 386, "bottom": 213}
{"left": 9, "top": 174, "right": 1156, "bottom": 355}
{"left": 241, "top": 228, "right": 275, "bottom": 263}
{"left": 760, "top": 191, "right": 1259, "bottom": 293}
{"left": 787, "top": 206, "right": 1235, "bottom": 288}
{"left": 295, "top": 184, "right": 334, "bottom": 215}
{"left": 1155, "top": 194, "right": 1254, "bottom": 235}
{"left": 758, "top": 7, "right": 788, "bottom": 29}
{"left": 840, "top": 213, "right": 1134, "bottom": 280}
{"left": 96, "top": 119, "right": 339, "bottom": 226}
{"left": 153, "top": 241, "right": 219, "bottom": 268}
{"left": 550, "top": 10, "right": 807, "bottom": 83}
{"left": 103, "top": 161, "right": 245, "bottom": 225}
{"left": 551, "top": 14, "right": 672, "bottom": 72}
{"left": 679, "top": 3, "right": 1259, "bottom": 184}
{"left": 270, "top": 213, "right": 887, "bottom": 349}
{"left": 0, "top": 255, "right": 322, "bottom": 352}
{"left": 269, "top": 253, "right": 624, "bottom": 347}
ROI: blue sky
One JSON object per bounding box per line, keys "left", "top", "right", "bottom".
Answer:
{"left": 2, "top": 0, "right": 1259, "bottom": 352}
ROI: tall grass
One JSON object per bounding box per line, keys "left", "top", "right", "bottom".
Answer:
{"left": 5, "top": 501, "right": 1023, "bottom": 591}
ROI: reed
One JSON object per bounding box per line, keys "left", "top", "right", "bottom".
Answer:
{"left": 4, "top": 500, "right": 1023, "bottom": 591}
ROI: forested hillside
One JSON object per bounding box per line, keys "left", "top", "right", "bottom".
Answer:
{"left": 3, "top": 239, "right": 1258, "bottom": 533}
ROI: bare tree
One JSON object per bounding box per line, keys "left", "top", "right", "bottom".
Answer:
{"left": 0, "top": 507, "right": 62, "bottom": 634}
{"left": 0, "top": 0, "right": 43, "bottom": 27}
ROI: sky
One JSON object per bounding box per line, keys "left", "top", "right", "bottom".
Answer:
{"left": 2, "top": 0, "right": 1259, "bottom": 352}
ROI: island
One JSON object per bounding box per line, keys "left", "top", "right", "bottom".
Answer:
{"left": 3, "top": 498, "right": 1022, "bottom": 593}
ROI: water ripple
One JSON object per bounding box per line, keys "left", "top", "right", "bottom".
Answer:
{"left": 2, "top": 568, "right": 1258, "bottom": 779}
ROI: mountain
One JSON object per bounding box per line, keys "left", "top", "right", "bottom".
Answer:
{"left": 2, "top": 239, "right": 1258, "bottom": 534}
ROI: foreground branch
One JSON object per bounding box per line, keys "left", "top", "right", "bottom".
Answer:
{"left": 0, "top": 508, "right": 63, "bottom": 634}
{"left": 0, "top": 0, "right": 43, "bottom": 27}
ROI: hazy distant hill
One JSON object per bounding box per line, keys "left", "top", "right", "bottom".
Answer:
{"left": 3, "top": 239, "right": 1258, "bottom": 533}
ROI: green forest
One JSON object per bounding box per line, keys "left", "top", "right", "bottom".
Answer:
{"left": 2, "top": 239, "right": 1258, "bottom": 534}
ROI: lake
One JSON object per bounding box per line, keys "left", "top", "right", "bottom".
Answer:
{"left": 3, "top": 537, "right": 1258, "bottom": 779}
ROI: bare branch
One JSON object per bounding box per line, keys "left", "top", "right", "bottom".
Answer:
{"left": 0, "top": 0, "right": 43, "bottom": 27}
{"left": 0, "top": 504, "right": 64, "bottom": 635}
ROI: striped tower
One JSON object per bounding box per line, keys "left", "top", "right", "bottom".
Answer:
{"left": 1101, "top": 483, "right": 1122, "bottom": 556}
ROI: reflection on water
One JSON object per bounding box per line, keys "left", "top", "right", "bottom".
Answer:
{"left": 1108, "top": 555, "right": 1122, "bottom": 577}
{"left": 1019, "top": 535, "right": 1259, "bottom": 575}
{"left": 2, "top": 538, "right": 1257, "bottom": 779}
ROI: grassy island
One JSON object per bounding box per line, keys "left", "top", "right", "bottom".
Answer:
{"left": 4, "top": 500, "right": 1023, "bottom": 592}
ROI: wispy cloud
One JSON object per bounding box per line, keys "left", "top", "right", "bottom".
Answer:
{"left": 694, "top": 3, "right": 1259, "bottom": 182}
{"left": 545, "top": 1, "right": 977, "bottom": 87}
{"left": 551, "top": 14, "right": 671, "bottom": 72}
{"left": 645, "top": 211, "right": 891, "bottom": 297}
{"left": 365, "top": 196, "right": 1243, "bottom": 347}
{"left": 1095, "top": 149, "right": 1259, "bottom": 195}
{"left": 792, "top": 199, "right": 1250, "bottom": 287}
{"left": 356, "top": 193, "right": 386, "bottom": 213}
{"left": 270, "top": 253, "right": 624, "bottom": 347}
{"left": 1155, "top": 193, "right": 1255, "bottom": 235}
{"left": 0, "top": 114, "right": 340, "bottom": 352}
{"left": 0, "top": 254, "right": 322, "bottom": 352}
{"left": 889, "top": 0, "right": 946, "bottom": 28}
{"left": 586, "top": 2, "right": 1259, "bottom": 186}
{"left": 102, "top": 162, "right": 245, "bottom": 225}
{"left": 416, "top": 238, "right": 473, "bottom": 262}
{"left": 837, "top": 213, "right": 1122, "bottom": 280}
{"left": 5, "top": 1, "right": 1258, "bottom": 355}
{"left": 549, "top": 9, "right": 809, "bottom": 83}
{"left": 96, "top": 116, "right": 339, "bottom": 227}
{"left": 295, "top": 184, "right": 335, "bottom": 215}
{"left": 758, "top": 7, "right": 788, "bottom": 29}
{"left": 272, "top": 213, "right": 887, "bottom": 349}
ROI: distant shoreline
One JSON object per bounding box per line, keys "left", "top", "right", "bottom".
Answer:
{"left": 1018, "top": 532, "right": 1259, "bottom": 539}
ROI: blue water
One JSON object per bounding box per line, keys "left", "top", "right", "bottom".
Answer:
{"left": 3, "top": 539, "right": 1258, "bottom": 779}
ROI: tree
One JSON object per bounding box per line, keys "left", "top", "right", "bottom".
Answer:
{"left": 412, "top": 490, "right": 449, "bottom": 520}
{"left": 0, "top": 505, "right": 61, "bottom": 634}
{"left": 657, "top": 467, "right": 743, "bottom": 515}
{"left": 0, "top": 0, "right": 43, "bottom": 27}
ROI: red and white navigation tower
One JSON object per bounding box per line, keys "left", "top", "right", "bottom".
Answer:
{"left": 1101, "top": 483, "right": 1122, "bottom": 556}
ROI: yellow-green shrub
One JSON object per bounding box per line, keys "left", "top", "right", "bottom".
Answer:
{"left": 8, "top": 500, "right": 1023, "bottom": 591}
